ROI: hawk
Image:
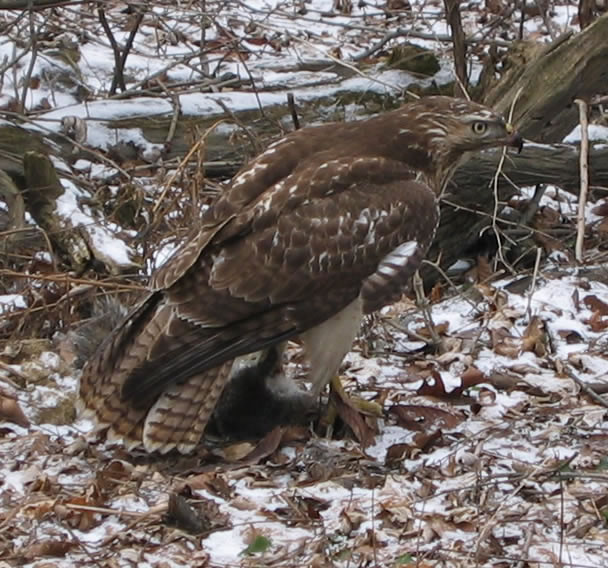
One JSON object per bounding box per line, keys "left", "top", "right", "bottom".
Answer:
{"left": 79, "top": 96, "right": 522, "bottom": 454}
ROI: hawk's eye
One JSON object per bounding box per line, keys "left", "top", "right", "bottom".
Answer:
{"left": 472, "top": 121, "right": 487, "bottom": 135}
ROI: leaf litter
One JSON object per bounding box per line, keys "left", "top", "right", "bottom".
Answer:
{"left": 2, "top": 255, "right": 607, "bottom": 567}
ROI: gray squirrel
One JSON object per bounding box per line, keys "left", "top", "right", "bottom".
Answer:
{"left": 69, "top": 297, "right": 316, "bottom": 441}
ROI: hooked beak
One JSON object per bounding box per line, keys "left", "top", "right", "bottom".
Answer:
{"left": 505, "top": 123, "right": 523, "bottom": 153}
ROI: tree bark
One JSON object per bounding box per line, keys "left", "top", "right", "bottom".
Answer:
{"left": 443, "top": 0, "right": 468, "bottom": 98}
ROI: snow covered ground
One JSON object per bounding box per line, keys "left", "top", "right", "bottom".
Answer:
{"left": 1, "top": 1, "right": 608, "bottom": 567}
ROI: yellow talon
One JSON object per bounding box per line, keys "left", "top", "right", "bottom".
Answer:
{"left": 329, "top": 375, "right": 384, "bottom": 416}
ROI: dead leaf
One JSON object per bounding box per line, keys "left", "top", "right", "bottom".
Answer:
{"left": 416, "top": 367, "right": 487, "bottom": 399}
{"left": 485, "top": 371, "right": 523, "bottom": 391}
{"left": 0, "top": 392, "right": 30, "bottom": 427}
{"left": 585, "top": 382, "right": 608, "bottom": 395}
{"left": 592, "top": 200, "right": 608, "bottom": 216}
{"left": 385, "top": 443, "right": 411, "bottom": 463}
{"left": 96, "top": 460, "right": 133, "bottom": 493}
{"left": 416, "top": 321, "right": 449, "bottom": 339}
{"left": 492, "top": 330, "right": 520, "bottom": 358}
{"left": 280, "top": 425, "right": 311, "bottom": 443}
{"left": 21, "top": 540, "right": 75, "bottom": 560}
{"left": 54, "top": 496, "right": 100, "bottom": 531}
{"left": 598, "top": 217, "right": 608, "bottom": 235}
{"left": 330, "top": 387, "right": 376, "bottom": 447}
{"left": 163, "top": 493, "right": 210, "bottom": 535}
{"left": 430, "top": 282, "right": 443, "bottom": 303}
{"left": 477, "top": 387, "right": 497, "bottom": 406}
{"left": 240, "top": 426, "right": 285, "bottom": 464}
{"left": 273, "top": 495, "right": 330, "bottom": 524}
{"left": 460, "top": 367, "right": 487, "bottom": 389}
{"left": 416, "top": 369, "right": 449, "bottom": 397}
{"left": 558, "top": 328, "right": 584, "bottom": 344}
{"left": 389, "top": 405, "right": 465, "bottom": 431}
{"left": 586, "top": 310, "right": 608, "bottom": 332}
{"left": 583, "top": 295, "right": 608, "bottom": 315}
{"left": 183, "top": 472, "right": 233, "bottom": 499}
{"left": 476, "top": 255, "right": 493, "bottom": 283}
{"left": 221, "top": 441, "right": 256, "bottom": 461}
{"left": 412, "top": 429, "right": 443, "bottom": 451}
{"left": 245, "top": 37, "right": 268, "bottom": 46}
{"left": 522, "top": 316, "right": 546, "bottom": 356}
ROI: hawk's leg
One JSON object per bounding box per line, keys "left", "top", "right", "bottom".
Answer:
{"left": 300, "top": 297, "right": 364, "bottom": 397}
{"left": 413, "top": 271, "right": 442, "bottom": 351}
{"left": 211, "top": 297, "right": 384, "bottom": 441}
{"left": 329, "top": 375, "right": 383, "bottom": 417}
{"left": 301, "top": 298, "right": 383, "bottom": 427}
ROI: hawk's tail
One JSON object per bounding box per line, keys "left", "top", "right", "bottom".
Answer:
{"left": 142, "top": 363, "right": 231, "bottom": 453}
{"left": 77, "top": 296, "right": 230, "bottom": 454}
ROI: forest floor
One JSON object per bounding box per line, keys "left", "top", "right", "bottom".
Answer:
{"left": 1, "top": 1, "right": 608, "bottom": 567}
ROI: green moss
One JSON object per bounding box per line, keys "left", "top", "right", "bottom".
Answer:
{"left": 408, "top": 81, "right": 457, "bottom": 98}
{"left": 37, "top": 396, "right": 77, "bottom": 425}
{"left": 386, "top": 44, "right": 440, "bottom": 76}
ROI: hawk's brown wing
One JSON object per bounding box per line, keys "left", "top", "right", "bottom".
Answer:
{"left": 121, "top": 161, "right": 437, "bottom": 402}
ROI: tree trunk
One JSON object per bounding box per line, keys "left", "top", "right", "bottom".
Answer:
{"left": 22, "top": 151, "right": 92, "bottom": 272}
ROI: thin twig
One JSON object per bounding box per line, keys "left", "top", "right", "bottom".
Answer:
{"left": 525, "top": 247, "right": 542, "bottom": 322}
{"left": 574, "top": 98, "right": 589, "bottom": 263}
{"left": 518, "top": 0, "right": 526, "bottom": 40}
{"left": 156, "top": 78, "right": 181, "bottom": 148}
{"left": 97, "top": 4, "right": 124, "bottom": 94}
{"left": 20, "top": 5, "right": 39, "bottom": 112}
{"left": 65, "top": 502, "right": 167, "bottom": 518}
{"left": 112, "top": 4, "right": 146, "bottom": 94}
{"left": 421, "top": 257, "right": 480, "bottom": 310}
{"left": 413, "top": 270, "right": 441, "bottom": 349}
{"left": 518, "top": 184, "right": 546, "bottom": 227}
{"left": 560, "top": 360, "right": 608, "bottom": 408}
{"left": 211, "top": 18, "right": 266, "bottom": 118}
{"left": 152, "top": 118, "right": 227, "bottom": 214}
{"left": 491, "top": 87, "right": 524, "bottom": 272}
{"left": 286, "top": 32, "right": 417, "bottom": 98}
{"left": 0, "top": 39, "right": 31, "bottom": 76}
{"left": 215, "top": 99, "right": 262, "bottom": 154}
{"left": 287, "top": 92, "right": 300, "bottom": 130}
{"left": 473, "top": 461, "right": 547, "bottom": 562}
{"left": 0, "top": 360, "right": 28, "bottom": 385}
{"left": 0, "top": 269, "right": 144, "bottom": 291}
{"left": 444, "top": 0, "right": 468, "bottom": 98}
{"left": 514, "top": 526, "right": 534, "bottom": 568}
{"left": 535, "top": 0, "right": 557, "bottom": 40}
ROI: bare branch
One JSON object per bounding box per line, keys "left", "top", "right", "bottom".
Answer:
{"left": 574, "top": 98, "right": 590, "bottom": 263}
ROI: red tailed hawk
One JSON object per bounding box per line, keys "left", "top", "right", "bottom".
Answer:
{"left": 79, "top": 96, "right": 522, "bottom": 454}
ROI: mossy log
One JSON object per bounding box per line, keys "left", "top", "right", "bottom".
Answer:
{"left": 0, "top": 124, "right": 137, "bottom": 274}
{"left": 22, "top": 151, "right": 91, "bottom": 272}
{"left": 0, "top": 170, "right": 24, "bottom": 231}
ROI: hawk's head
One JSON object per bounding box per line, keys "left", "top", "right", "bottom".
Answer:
{"left": 406, "top": 96, "right": 523, "bottom": 154}
{"left": 389, "top": 96, "right": 522, "bottom": 191}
